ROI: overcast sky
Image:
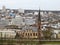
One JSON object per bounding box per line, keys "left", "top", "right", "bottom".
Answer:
{"left": 0, "top": 0, "right": 60, "bottom": 10}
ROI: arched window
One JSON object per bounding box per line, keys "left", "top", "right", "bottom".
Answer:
{"left": 26, "top": 33, "right": 27, "bottom": 36}
{"left": 28, "top": 33, "right": 29, "bottom": 36}
{"left": 33, "top": 33, "right": 35, "bottom": 36}
{"left": 30, "top": 33, "right": 32, "bottom": 36}
{"left": 36, "top": 33, "right": 37, "bottom": 36}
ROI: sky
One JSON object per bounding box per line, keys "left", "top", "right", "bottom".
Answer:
{"left": 0, "top": 0, "right": 60, "bottom": 10}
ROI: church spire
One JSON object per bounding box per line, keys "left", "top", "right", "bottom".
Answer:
{"left": 38, "top": 8, "right": 43, "bottom": 45}
{"left": 38, "top": 8, "right": 43, "bottom": 40}
{"left": 38, "top": 9, "right": 41, "bottom": 22}
{"left": 38, "top": 9, "right": 41, "bottom": 30}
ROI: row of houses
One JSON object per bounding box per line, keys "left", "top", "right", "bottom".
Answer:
{"left": 0, "top": 28, "right": 60, "bottom": 39}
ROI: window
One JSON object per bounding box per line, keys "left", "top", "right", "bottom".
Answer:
{"left": 36, "top": 33, "right": 37, "bottom": 36}
{"left": 25, "top": 33, "right": 27, "bottom": 36}
{"left": 30, "top": 33, "right": 32, "bottom": 36}
{"left": 28, "top": 33, "right": 29, "bottom": 36}
{"left": 33, "top": 33, "right": 35, "bottom": 36}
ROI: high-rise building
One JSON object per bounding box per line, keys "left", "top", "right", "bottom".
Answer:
{"left": 1, "top": 6, "right": 6, "bottom": 17}
{"left": 2, "top": 6, "right": 6, "bottom": 13}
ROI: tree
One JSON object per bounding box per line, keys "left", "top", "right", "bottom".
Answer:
{"left": 43, "top": 29, "right": 52, "bottom": 40}
{"left": 15, "top": 33, "right": 20, "bottom": 39}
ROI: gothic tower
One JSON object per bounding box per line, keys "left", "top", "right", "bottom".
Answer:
{"left": 38, "top": 9, "right": 42, "bottom": 40}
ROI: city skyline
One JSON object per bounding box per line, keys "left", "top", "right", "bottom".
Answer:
{"left": 0, "top": 0, "right": 60, "bottom": 10}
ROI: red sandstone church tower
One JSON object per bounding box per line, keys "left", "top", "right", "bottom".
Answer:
{"left": 38, "top": 9, "right": 41, "bottom": 39}
{"left": 38, "top": 9, "right": 43, "bottom": 41}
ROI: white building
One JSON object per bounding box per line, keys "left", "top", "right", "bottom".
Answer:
{"left": 2, "top": 6, "right": 6, "bottom": 13}
{"left": 18, "top": 8, "right": 24, "bottom": 13}
{"left": 52, "top": 29, "right": 60, "bottom": 39}
{"left": 34, "top": 12, "right": 38, "bottom": 15}
{"left": 25, "top": 19, "right": 35, "bottom": 25}
{"left": 11, "top": 14, "right": 25, "bottom": 28}
{"left": 0, "top": 19, "right": 9, "bottom": 27}
{"left": 0, "top": 30, "right": 16, "bottom": 38}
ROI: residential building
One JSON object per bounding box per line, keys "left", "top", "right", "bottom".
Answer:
{"left": 0, "top": 29, "right": 16, "bottom": 38}
{"left": 11, "top": 14, "right": 25, "bottom": 28}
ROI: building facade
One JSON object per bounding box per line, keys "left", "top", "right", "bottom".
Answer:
{"left": 18, "top": 29, "right": 38, "bottom": 39}
{"left": 0, "top": 29, "right": 16, "bottom": 38}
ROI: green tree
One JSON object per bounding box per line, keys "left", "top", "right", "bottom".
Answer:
{"left": 43, "top": 29, "right": 52, "bottom": 40}
{"left": 15, "top": 33, "right": 20, "bottom": 39}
